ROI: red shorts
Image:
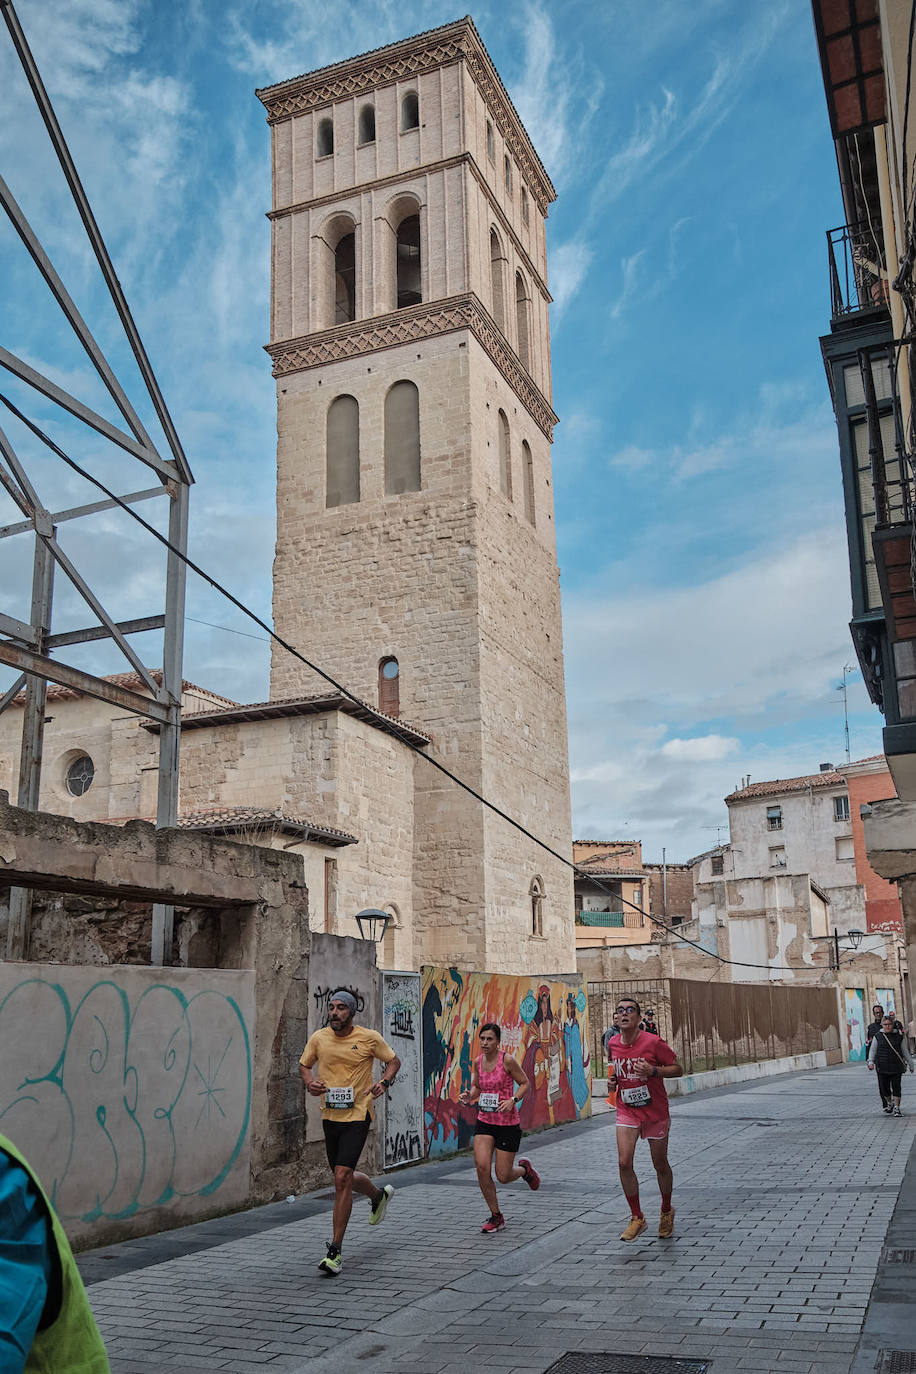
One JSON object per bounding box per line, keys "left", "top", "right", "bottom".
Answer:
{"left": 615, "top": 1107, "right": 670, "bottom": 1140}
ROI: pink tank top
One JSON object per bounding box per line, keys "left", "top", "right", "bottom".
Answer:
{"left": 477, "top": 1051, "right": 520, "bottom": 1125}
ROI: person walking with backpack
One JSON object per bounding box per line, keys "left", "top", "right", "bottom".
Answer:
{"left": 868, "top": 1013, "right": 915, "bottom": 1115}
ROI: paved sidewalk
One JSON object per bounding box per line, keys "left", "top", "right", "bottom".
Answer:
{"left": 78, "top": 1063, "right": 916, "bottom": 1373}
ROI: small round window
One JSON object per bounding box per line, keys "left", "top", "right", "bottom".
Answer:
{"left": 381, "top": 659, "right": 399, "bottom": 680}
{"left": 66, "top": 754, "right": 94, "bottom": 796}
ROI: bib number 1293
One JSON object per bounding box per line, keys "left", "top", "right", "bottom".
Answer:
{"left": 326, "top": 1086, "right": 354, "bottom": 1109}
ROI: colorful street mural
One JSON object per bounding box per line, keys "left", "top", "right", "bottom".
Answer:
{"left": 422, "top": 967, "right": 591, "bottom": 1157}
{"left": 845, "top": 987, "right": 867, "bottom": 1062}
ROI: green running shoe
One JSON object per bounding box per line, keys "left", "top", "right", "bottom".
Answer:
{"left": 369, "top": 1183, "right": 394, "bottom": 1225}
{"left": 318, "top": 1243, "right": 343, "bottom": 1276}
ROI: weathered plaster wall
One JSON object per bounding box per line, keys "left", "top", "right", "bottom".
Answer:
{"left": 0, "top": 794, "right": 314, "bottom": 1240}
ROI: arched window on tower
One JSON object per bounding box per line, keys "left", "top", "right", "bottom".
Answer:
{"left": 316, "top": 116, "right": 334, "bottom": 157}
{"left": 522, "top": 440, "right": 535, "bottom": 525}
{"left": 326, "top": 395, "right": 359, "bottom": 507}
{"left": 379, "top": 657, "right": 400, "bottom": 716}
{"left": 358, "top": 104, "right": 376, "bottom": 144}
{"left": 498, "top": 409, "right": 512, "bottom": 499}
{"left": 396, "top": 215, "right": 422, "bottom": 308}
{"left": 490, "top": 229, "right": 505, "bottom": 333}
{"left": 530, "top": 876, "right": 545, "bottom": 937}
{"left": 385, "top": 380, "right": 421, "bottom": 494}
{"left": 334, "top": 232, "right": 356, "bottom": 323}
{"left": 400, "top": 91, "right": 419, "bottom": 131}
{"left": 515, "top": 271, "right": 530, "bottom": 371}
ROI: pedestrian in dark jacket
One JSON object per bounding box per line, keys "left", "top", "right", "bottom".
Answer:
{"left": 868, "top": 1015, "right": 915, "bottom": 1116}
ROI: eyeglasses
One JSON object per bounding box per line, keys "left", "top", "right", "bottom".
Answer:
{"left": 615, "top": 1005, "right": 638, "bottom": 1014}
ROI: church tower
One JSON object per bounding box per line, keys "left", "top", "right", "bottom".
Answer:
{"left": 257, "top": 18, "right": 574, "bottom": 973}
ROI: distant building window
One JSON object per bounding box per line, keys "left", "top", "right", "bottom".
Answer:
{"left": 515, "top": 271, "right": 530, "bottom": 371}
{"left": 66, "top": 754, "right": 94, "bottom": 796}
{"left": 358, "top": 105, "right": 376, "bottom": 144}
{"left": 396, "top": 214, "right": 421, "bottom": 308}
{"left": 834, "top": 794, "right": 850, "bottom": 821}
{"left": 504, "top": 155, "right": 512, "bottom": 195}
{"left": 769, "top": 846, "right": 787, "bottom": 868}
{"left": 490, "top": 228, "right": 506, "bottom": 332}
{"left": 326, "top": 394, "right": 360, "bottom": 507}
{"left": 530, "top": 876, "right": 545, "bottom": 937}
{"left": 498, "top": 409, "right": 512, "bottom": 499}
{"left": 334, "top": 231, "right": 356, "bottom": 324}
{"left": 711, "top": 854, "right": 724, "bottom": 876}
{"left": 521, "top": 186, "right": 529, "bottom": 223}
{"left": 316, "top": 116, "right": 334, "bottom": 158}
{"left": 400, "top": 91, "right": 419, "bottom": 131}
{"left": 766, "top": 805, "right": 782, "bottom": 831}
{"left": 384, "top": 380, "right": 421, "bottom": 494}
{"left": 379, "top": 657, "right": 400, "bottom": 716}
{"left": 522, "top": 439, "right": 535, "bottom": 525}
{"left": 486, "top": 120, "right": 494, "bottom": 161}
{"left": 836, "top": 835, "right": 855, "bottom": 862}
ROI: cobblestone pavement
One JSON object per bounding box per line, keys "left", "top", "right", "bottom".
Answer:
{"left": 81, "top": 1063, "right": 916, "bottom": 1373}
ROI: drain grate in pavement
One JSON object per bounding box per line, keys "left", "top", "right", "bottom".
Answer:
{"left": 876, "top": 1354, "right": 916, "bottom": 1374}
{"left": 543, "top": 1357, "right": 709, "bottom": 1374}
{"left": 882, "top": 1249, "right": 916, "bottom": 1263}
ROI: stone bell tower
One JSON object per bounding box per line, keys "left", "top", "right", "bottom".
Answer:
{"left": 256, "top": 18, "right": 574, "bottom": 973}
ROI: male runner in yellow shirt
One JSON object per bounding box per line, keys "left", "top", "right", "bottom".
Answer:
{"left": 299, "top": 990, "right": 401, "bottom": 1275}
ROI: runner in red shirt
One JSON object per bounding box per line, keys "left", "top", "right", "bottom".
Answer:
{"left": 607, "top": 997, "right": 683, "bottom": 1242}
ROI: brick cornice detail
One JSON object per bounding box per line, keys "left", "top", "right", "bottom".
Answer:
{"left": 256, "top": 22, "right": 555, "bottom": 216}
{"left": 265, "top": 294, "right": 558, "bottom": 439}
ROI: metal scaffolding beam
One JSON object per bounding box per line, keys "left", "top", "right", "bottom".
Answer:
{"left": 0, "top": 0, "right": 194, "bottom": 964}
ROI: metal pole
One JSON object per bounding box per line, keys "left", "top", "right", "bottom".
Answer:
{"left": 7, "top": 535, "right": 53, "bottom": 959}
{"left": 151, "top": 481, "right": 189, "bottom": 967}
{"left": 662, "top": 847, "right": 668, "bottom": 919}
{"left": 834, "top": 928, "right": 841, "bottom": 973}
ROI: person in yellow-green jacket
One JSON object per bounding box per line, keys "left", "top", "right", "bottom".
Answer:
{"left": 0, "top": 1132, "right": 109, "bottom": 1372}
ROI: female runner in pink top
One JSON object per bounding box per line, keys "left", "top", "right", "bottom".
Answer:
{"left": 458, "top": 1022, "right": 541, "bottom": 1232}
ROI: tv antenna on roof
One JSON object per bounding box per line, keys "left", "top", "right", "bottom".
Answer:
{"left": 837, "top": 664, "right": 853, "bottom": 764}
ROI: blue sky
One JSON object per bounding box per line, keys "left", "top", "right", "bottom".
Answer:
{"left": 0, "top": 0, "right": 882, "bottom": 860}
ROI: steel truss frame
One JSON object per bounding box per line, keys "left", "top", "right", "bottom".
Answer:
{"left": 0, "top": 0, "right": 193, "bottom": 964}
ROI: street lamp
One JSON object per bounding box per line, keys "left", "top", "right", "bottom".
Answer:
{"left": 355, "top": 908, "right": 391, "bottom": 943}
{"left": 831, "top": 926, "right": 864, "bottom": 970}
{"left": 811, "top": 927, "right": 865, "bottom": 970}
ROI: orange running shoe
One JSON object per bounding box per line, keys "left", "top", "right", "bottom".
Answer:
{"left": 658, "top": 1208, "right": 675, "bottom": 1238}
{"left": 620, "top": 1215, "right": 647, "bottom": 1242}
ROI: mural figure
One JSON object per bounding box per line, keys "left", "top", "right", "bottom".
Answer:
{"left": 459, "top": 1031, "right": 473, "bottom": 1095}
{"left": 421, "top": 968, "right": 590, "bottom": 1158}
{"left": 563, "top": 992, "right": 590, "bottom": 1115}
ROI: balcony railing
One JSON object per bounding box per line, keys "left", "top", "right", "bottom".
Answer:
{"left": 576, "top": 910, "right": 645, "bottom": 928}
{"left": 828, "top": 222, "right": 888, "bottom": 318}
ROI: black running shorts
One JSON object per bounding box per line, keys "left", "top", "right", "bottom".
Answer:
{"left": 323, "top": 1114, "right": 371, "bottom": 1170}
{"left": 475, "top": 1121, "right": 522, "bottom": 1153}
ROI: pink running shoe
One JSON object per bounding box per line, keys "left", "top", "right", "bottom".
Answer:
{"left": 481, "top": 1212, "right": 505, "bottom": 1233}
{"left": 517, "top": 1157, "right": 540, "bottom": 1191}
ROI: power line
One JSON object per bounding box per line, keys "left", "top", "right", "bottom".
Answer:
{"left": 186, "top": 615, "right": 269, "bottom": 643}
{"left": 0, "top": 390, "right": 868, "bottom": 977}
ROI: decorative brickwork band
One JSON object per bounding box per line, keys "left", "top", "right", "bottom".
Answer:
{"left": 256, "top": 20, "right": 555, "bottom": 216}
{"left": 265, "top": 295, "right": 558, "bottom": 440}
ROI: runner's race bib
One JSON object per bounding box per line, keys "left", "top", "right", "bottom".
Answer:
{"left": 478, "top": 1092, "right": 501, "bottom": 1113}
{"left": 620, "top": 1084, "right": 651, "bottom": 1107}
{"left": 325, "top": 1086, "right": 354, "bottom": 1109}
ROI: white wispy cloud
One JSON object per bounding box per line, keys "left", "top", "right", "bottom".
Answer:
{"left": 661, "top": 735, "right": 740, "bottom": 762}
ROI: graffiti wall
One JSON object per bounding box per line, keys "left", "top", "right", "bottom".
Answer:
{"left": 0, "top": 963, "right": 254, "bottom": 1243}
{"left": 381, "top": 972, "right": 424, "bottom": 1168}
{"left": 422, "top": 967, "right": 591, "bottom": 1158}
